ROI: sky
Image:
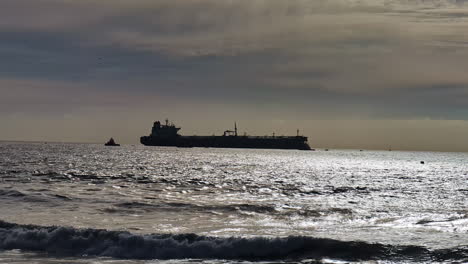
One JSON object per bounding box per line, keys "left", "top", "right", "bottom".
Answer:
{"left": 1, "top": 0, "right": 468, "bottom": 151}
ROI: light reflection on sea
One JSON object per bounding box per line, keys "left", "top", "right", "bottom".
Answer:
{"left": 0, "top": 142, "right": 466, "bottom": 263}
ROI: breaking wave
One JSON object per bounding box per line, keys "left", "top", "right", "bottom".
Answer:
{"left": 0, "top": 221, "right": 467, "bottom": 261}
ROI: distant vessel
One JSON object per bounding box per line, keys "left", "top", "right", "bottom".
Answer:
{"left": 141, "top": 120, "right": 312, "bottom": 150}
{"left": 105, "top": 138, "right": 120, "bottom": 146}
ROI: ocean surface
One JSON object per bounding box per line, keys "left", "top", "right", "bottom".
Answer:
{"left": 0, "top": 142, "right": 466, "bottom": 264}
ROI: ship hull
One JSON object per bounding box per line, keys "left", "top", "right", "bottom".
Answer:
{"left": 105, "top": 143, "right": 120, "bottom": 146}
{"left": 140, "top": 136, "right": 311, "bottom": 150}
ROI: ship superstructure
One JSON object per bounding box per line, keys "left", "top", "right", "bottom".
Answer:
{"left": 140, "top": 119, "right": 311, "bottom": 150}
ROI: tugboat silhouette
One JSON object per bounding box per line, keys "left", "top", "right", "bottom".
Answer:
{"left": 105, "top": 138, "right": 120, "bottom": 146}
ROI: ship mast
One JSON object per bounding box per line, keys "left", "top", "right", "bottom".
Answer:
{"left": 235, "top": 122, "right": 238, "bottom": 136}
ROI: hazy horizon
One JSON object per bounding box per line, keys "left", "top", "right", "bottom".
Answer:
{"left": 3, "top": 118, "right": 468, "bottom": 152}
{"left": 2, "top": 0, "right": 468, "bottom": 152}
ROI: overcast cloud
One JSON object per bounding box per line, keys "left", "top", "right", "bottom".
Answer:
{"left": 1, "top": 0, "right": 468, "bottom": 150}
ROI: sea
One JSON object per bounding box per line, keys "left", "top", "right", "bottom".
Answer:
{"left": 0, "top": 142, "right": 466, "bottom": 264}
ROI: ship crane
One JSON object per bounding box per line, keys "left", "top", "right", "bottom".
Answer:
{"left": 223, "top": 122, "right": 238, "bottom": 136}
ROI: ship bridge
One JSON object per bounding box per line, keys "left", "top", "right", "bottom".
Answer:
{"left": 151, "top": 119, "right": 180, "bottom": 138}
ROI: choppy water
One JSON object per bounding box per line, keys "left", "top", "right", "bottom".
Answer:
{"left": 0, "top": 142, "right": 466, "bottom": 263}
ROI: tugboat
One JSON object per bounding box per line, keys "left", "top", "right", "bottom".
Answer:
{"left": 105, "top": 138, "right": 120, "bottom": 146}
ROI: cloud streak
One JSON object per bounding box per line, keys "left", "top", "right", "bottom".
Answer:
{"left": 2, "top": 0, "right": 468, "bottom": 148}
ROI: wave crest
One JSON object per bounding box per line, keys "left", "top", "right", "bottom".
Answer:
{"left": 0, "top": 220, "right": 466, "bottom": 261}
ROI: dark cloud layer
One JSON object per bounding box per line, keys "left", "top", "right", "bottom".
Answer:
{"left": 1, "top": 0, "right": 468, "bottom": 150}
